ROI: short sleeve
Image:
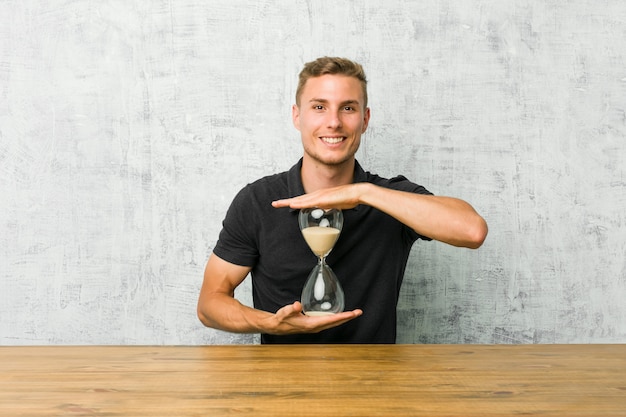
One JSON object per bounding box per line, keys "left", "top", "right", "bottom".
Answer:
{"left": 212, "top": 186, "right": 260, "bottom": 267}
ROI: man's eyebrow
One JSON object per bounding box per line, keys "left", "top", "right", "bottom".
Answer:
{"left": 308, "top": 98, "right": 361, "bottom": 106}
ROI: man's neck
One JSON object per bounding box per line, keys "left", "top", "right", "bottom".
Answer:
{"left": 300, "top": 156, "right": 355, "bottom": 193}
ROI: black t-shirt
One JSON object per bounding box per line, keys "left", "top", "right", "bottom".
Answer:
{"left": 213, "top": 159, "right": 432, "bottom": 343}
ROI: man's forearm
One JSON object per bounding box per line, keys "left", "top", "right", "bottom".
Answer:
{"left": 197, "top": 293, "right": 269, "bottom": 334}
{"left": 359, "top": 183, "right": 488, "bottom": 248}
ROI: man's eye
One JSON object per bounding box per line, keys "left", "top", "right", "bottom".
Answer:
{"left": 343, "top": 106, "right": 354, "bottom": 112}
{"left": 313, "top": 105, "right": 324, "bottom": 110}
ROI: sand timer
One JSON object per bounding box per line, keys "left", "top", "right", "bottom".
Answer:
{"left": 298, "top": 207, "right": 345, "bottom": 316}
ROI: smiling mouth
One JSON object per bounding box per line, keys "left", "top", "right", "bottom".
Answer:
{"left": 320, "top": 137, "right": 345, "bottom": 144}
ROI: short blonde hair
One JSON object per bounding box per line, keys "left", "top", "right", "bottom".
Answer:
{"left": 295, "top": 57, "right": 368, "bottom": 108}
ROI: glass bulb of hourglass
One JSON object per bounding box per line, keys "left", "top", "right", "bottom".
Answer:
{"left": 299, "top": 208, "right": 344, "bottom": 316}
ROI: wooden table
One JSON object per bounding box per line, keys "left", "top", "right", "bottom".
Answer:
{"left": 1, "top": 344, "right": 625, "bottom": 416}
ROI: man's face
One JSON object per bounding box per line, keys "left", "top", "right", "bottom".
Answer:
{"left": 292, "top": 74, "right": 370, "bottom": 167}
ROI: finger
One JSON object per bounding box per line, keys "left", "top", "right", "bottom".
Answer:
{"left": 306, "top": 309, "right": 363, "bottom": 326}
{"left": 310, "top": 309, "right": 363, "bottom": 332}
{"left": 272, "top": 196, "right": 313, "bottom": 209}
{"left": 275, "top": 301, "right": 304, "bottom": 320}
{"left": 271, "top": 199, "right": 292, "bottom": 208}
{"left": 292, "top": 301, "right": 303, "bottom": 314}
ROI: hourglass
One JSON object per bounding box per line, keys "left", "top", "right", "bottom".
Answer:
{"left": 298, "top": 207, "right": 344, "bottom": 316}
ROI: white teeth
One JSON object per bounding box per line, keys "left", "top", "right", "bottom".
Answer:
{"left": 321, "top": 137, "right": 344, "bottom": 144}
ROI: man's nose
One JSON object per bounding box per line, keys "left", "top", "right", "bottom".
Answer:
{"left": 326, "top": 111, "right": 342, "bottom": 129}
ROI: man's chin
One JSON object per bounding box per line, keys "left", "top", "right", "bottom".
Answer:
{"left": 311, "top": 155, "right": 355, "bottom": 167}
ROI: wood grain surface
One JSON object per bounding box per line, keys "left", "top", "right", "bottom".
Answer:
{"left": 1, "top": 344, "right": 625, "bottom": 416}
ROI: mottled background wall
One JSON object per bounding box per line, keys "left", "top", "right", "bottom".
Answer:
{"left": 1, "top": 0, "right": 625, "bottom": 345}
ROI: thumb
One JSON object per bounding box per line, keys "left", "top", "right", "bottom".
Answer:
{"left": 292, "top": 301, "right": 303, "bottom": 314}
{"left": 276, "top": 301, "right": 304, "bottom": 319}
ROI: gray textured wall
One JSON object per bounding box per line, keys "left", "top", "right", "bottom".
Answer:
{"left": 1, "top": 1, "right": 625, "bottom": 345}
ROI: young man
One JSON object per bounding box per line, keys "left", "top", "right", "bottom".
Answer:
{"left": 197, "top": 57, "right": 488, "bottom": 344}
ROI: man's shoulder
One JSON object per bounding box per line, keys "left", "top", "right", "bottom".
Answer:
{"left": 249, "top": 169, "right": 290, "bottom": 187}
{"left": 241, "top": 170, "right": 290, "bottom": 197}
{"left": 231, "top": 169, "right": 291, "bottom": 207}
{"left": 242, "top": 159, "right": 302, "bottom": 198}
{"left": 361, "top": 170, "right": 431, "bottom": 195}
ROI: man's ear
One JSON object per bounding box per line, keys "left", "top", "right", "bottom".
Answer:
{"left": 292, "top": 104, "right": 301, "bottom": 131}
{"left": 362, "top": 107, "right": 371, "bottom": 133}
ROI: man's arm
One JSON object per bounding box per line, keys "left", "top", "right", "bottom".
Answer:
{"left": 197, "top": 253, "right": 362, "bottom": 334}
{"left": 272, "top": 182, "right": 488, "bottom": 249}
